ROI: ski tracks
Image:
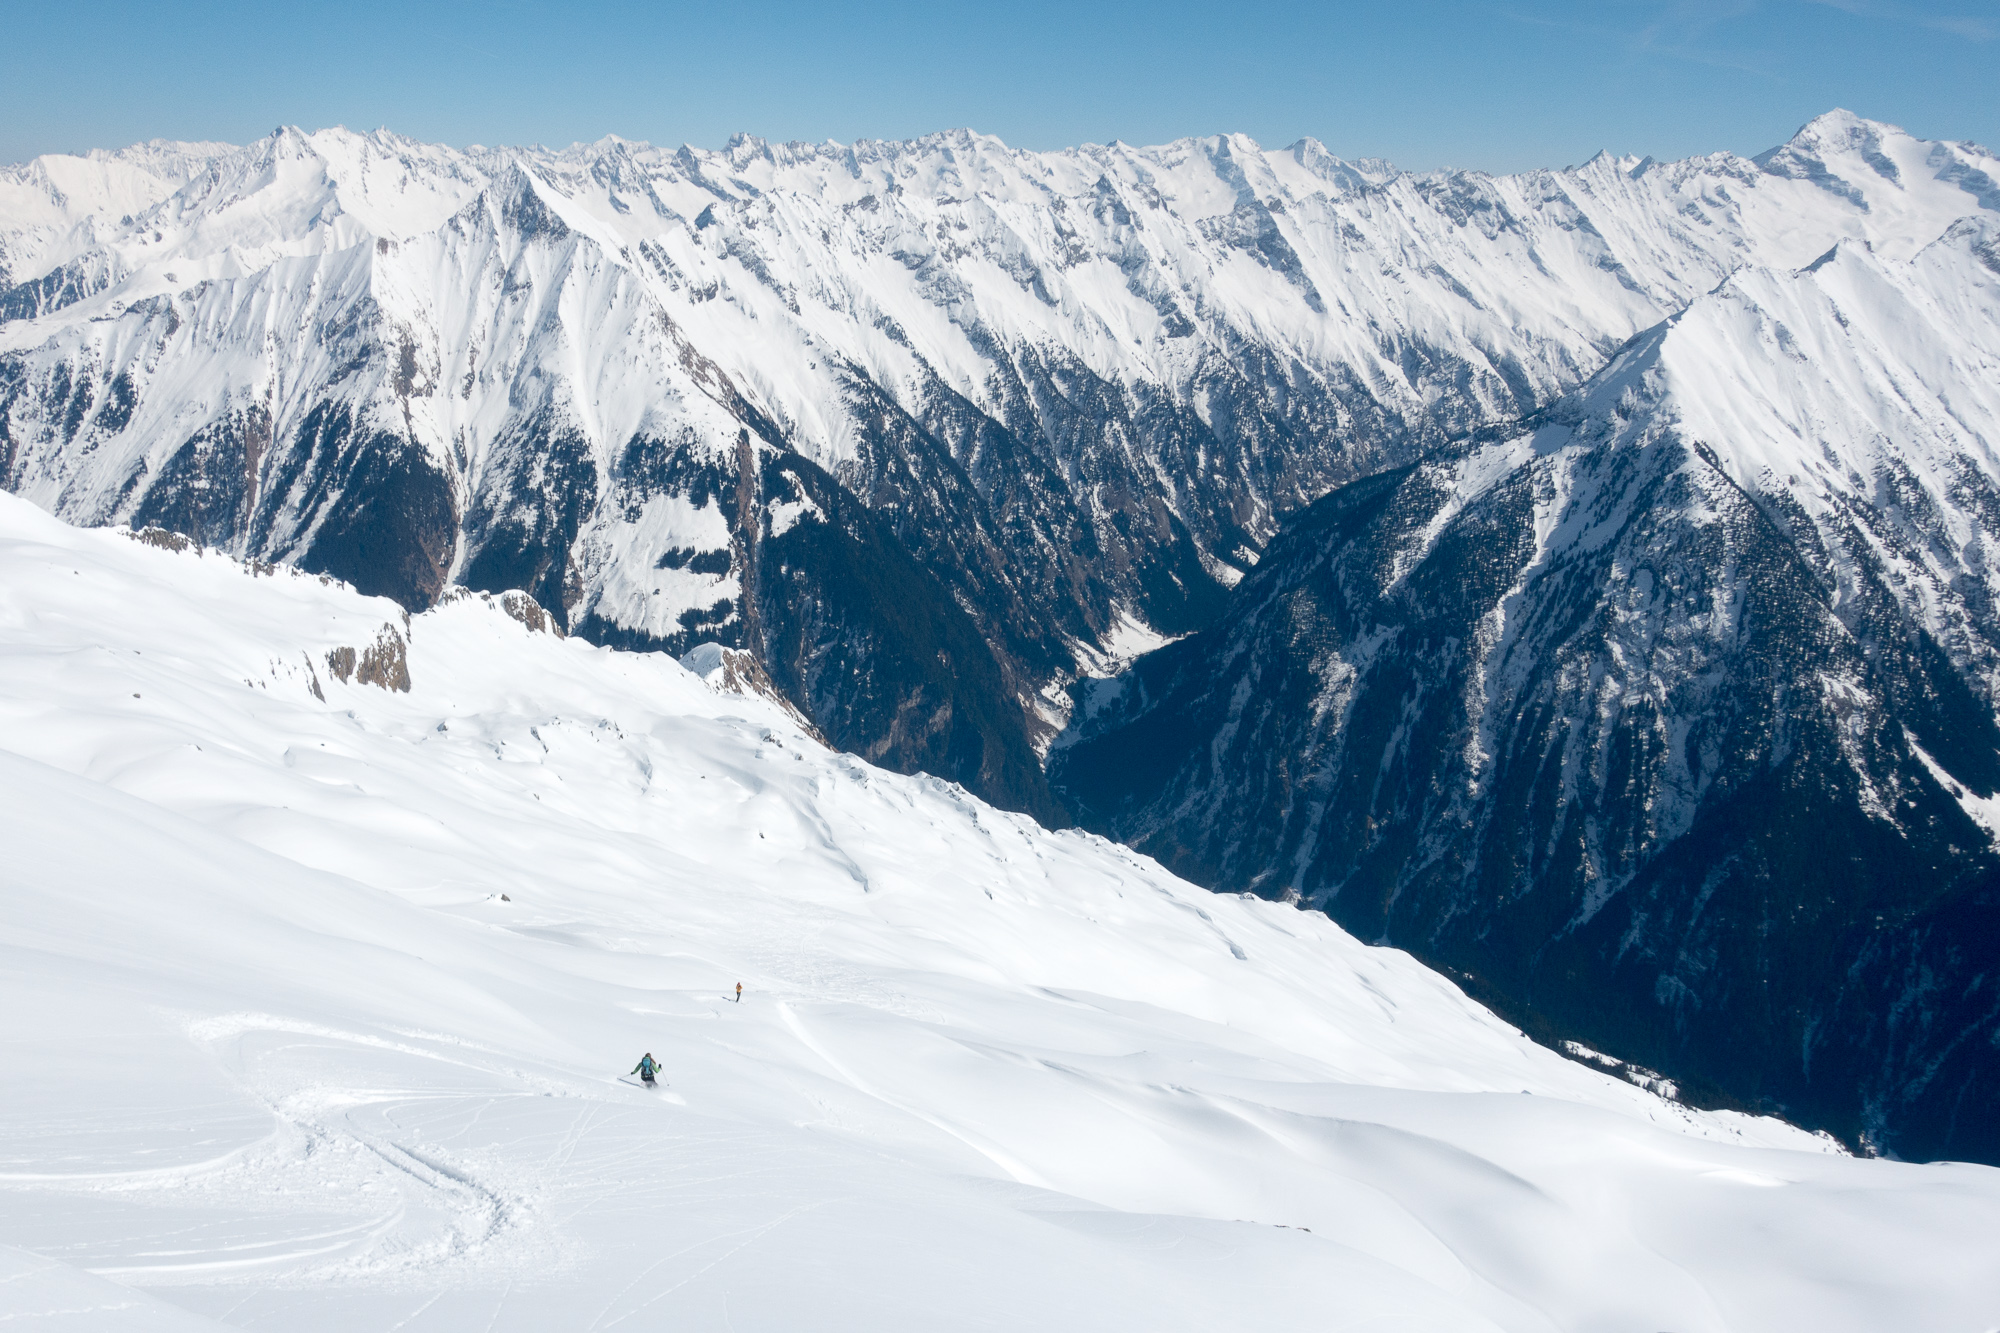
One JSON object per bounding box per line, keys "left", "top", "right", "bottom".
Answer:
{"left": 17, "top": 1013, "right": 581, "bottom": 1288}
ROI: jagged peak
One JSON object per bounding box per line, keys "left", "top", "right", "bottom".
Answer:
{"left": 259, "top": 124, "right": 323, "bottom": 161}
{"left": 485, "top": 160, "right": 574, "bottom": 240}
{"left": 719, "top": 130, "right": 772, "bottom": 168}
{"left": 837, "top": 127, "right": 1019, "bottom": 163}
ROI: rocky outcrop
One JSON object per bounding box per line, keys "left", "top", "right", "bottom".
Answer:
{"left": 437, "top": 586, "right": 566, "bottom": 637}
{"left": 125, "top": 526, "right": 198, "bottom": 555}
{"left": 325, "top": 624, "right": 411, "bottom": 693}
{"left": 678, "top": 642, "right": 823, "bottom": 741}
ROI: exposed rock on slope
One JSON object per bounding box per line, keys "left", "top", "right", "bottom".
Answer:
{"left": 324, "top": 623, "right": 410, "bottom": 692}
{"left": 679, "top": 641, "right": 824, "bottom": 740}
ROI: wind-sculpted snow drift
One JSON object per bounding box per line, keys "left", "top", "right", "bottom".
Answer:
{"left": 3, "top": 494, "right": 1998, "bottom": 1330}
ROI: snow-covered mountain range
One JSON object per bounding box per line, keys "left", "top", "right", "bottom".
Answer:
{"left": 5, "top": 110, "right": 2000, "bottom": 1161}
{"left": 5, "top": 111, "right": 1995, "bottom": 813}
{"left": 4, "top": 492, "right": 1997, "bottom": 1331}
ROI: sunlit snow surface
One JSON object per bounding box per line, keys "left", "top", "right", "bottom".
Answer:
{"left": 2, "top": 493, "right": 1996, "bottom": 1331}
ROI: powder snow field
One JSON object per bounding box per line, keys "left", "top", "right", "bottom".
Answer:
{"left": 1, "top": 492, "right": 1996, "bottom": 1331}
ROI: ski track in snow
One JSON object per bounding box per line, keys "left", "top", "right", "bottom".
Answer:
{"left": 1, "top": 495, "right": 1998, "bottom": 1330}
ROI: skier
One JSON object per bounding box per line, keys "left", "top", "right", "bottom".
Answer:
{"left": 631, "top": 1052, "right": 661, "bottom": 1088}
{"left": 734, "top": 982, "right": 743, "bottom": 1003}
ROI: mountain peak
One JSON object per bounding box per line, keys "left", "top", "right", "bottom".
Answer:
{"left": 1757, "top": 108, "right": 1903, "bottom": 166}
{"left": 1794, "top": 106, "right": 1878, "bottom": 137}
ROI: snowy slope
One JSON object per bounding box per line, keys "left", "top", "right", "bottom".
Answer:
{"left": 3, "top": 492, "right": 1996, "bottom": 1330}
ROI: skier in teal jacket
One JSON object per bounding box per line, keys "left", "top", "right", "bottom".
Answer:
{"left": 631, "top": 1053, "right": 661, "bottom": 1087}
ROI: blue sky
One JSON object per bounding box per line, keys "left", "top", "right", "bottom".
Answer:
{"left": 3, "top": 1, "right": 1993, "bottom": 170}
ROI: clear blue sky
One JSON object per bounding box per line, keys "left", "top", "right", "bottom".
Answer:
{"left": 4, "top": 1, "right": 1994, "bottom": 171}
